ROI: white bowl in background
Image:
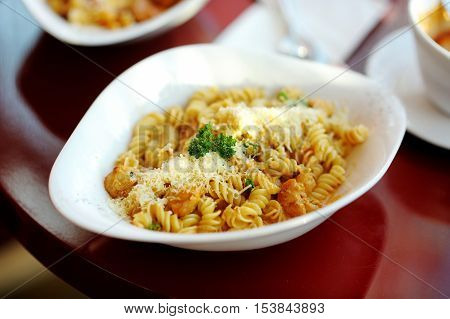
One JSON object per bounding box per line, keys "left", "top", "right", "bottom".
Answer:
{"left": 366, "top": 27, "right": 450, "bottom": 149}
{"left": 408, "top": 0, "right": 450, "bottom": 115}
{"left": 22, "top": 0, "right": 209, "bottom": 46}
{"left": 49, "top": 45, "right": 406, "bottom": 251}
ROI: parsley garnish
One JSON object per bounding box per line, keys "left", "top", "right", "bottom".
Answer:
{"left": 188, "top": 123, "right": 214, "bottom": 159}
{"left": 213, "top": 133, "right": 236, "bottom": 159}
{"left": 188, "top": 124, "right": 236, "bottom": 160}
{"left": 245, "top": 178, "right": 255, "bottom": 189}
{"left": 278, "top": 90, "right": 289, "bottom": 101}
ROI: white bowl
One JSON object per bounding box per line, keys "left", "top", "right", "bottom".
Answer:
{"left": 408, "top": 0, "right": 450, "bottom": 115}
{"left": 22, "top": 0, "right": 209, "bottom": 46}
{"left": 49, "top": 44, "right": 406, "bottom": 251}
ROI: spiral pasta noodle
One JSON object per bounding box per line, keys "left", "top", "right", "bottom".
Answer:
{"left": 267, "top": 157, "right": 298, "bottom": 177}
{"left": 262, "top": 200, "right": 287, "bottom": 224}
{"left": 311, "top": 165, "right": 346, "bottom": 201}
{"left": 247, "top": 169, "right": 280, "bottom": 195}
{"left": 307, "top": 123, "right": 345, "bottom": 170}
{"left": 209, "top": 179, "right": 245, "bottom": 206}
{"left": 166, "top": 106, "right": 184, "bottom": 128}
{"left": 198, "top": 198, "right": 222, "bottom": 233}
{"left": 227, "top": 174, "right": 245, "bottom": 192}
{"left": 343, "top": 125, "right": 369, "bottom": 145}
{"left": 190, "top": 87, "right": 220, "bottom": 104}
{"left": 132, "top": 203, "right": 183, "bottom": 233}
{"left": 219, "top": 87, "right": 265, "bottom": 104}
{"left": 179, "top": 214, "right": 201, "bottom": 233}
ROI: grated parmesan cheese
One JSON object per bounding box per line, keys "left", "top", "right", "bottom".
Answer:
{"left": 111, "top": 153, "right": 236, "bottom": 214}
{"left": 217, "top": 103, "right": 326, "bottom": 138}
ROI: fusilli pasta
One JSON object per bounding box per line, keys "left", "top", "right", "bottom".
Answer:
{"left": 105, "top": 86, "right": 368, "bottom": 233}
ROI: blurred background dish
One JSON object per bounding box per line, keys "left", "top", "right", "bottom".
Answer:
{"left": 408, "top": 0, "right": 450, "bottom": 115}
{"left": 366, "top": 27, "right": 450, "bottom": 150}
{"left": 415, "top": 0, "right": 450, "bottom": 51}
{"left": 47, "top": 0, "right": 182, "bottom": 30}
{"left": 22, "top": 0, "right": 209, "bottom": 46}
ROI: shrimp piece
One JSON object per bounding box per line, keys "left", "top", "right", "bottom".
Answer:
{"left": 168, "top": 191, "right": 200, "bottom": 217}
{"left": 104, "top": 166, "right": 136, "bottom": 198}
{"left": 277, "top": 179, "right": 309, "bottom": 217}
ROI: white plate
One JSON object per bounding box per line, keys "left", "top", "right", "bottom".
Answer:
{"left": 49, "top": 44, "right": 406, "bottom": 251}
{"left": 366, "top": 27, "right": 450, "bottom": 150}
{"left": 22, "top": 0, "right": 209, "bottom": 46}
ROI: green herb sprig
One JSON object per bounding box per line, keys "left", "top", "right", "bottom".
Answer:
{"left": 188, "top": 124, "right": 237, "bottom": 159}
{"left": 147, "top": 223, "right": 161, "bottom": 231}
{"left": 277, "top": 90, "right": 289, "bottom": 101}
{"left": 245, "top": 178, "right": 255, "bottom": 189}
{"left": 214, "top": 133, "right": 237, "bottom": 159}
{"left": 187, "top": 123, "right": 214, "bottom": 158}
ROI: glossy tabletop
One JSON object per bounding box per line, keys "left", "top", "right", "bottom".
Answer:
{"left": 0, "top": 0, "right": 449, "bottom": 298}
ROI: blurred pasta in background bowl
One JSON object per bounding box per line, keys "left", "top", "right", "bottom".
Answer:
{"left": 22, "top": 0, "right": 209, "bottom": 46}
{"left": 47, "top": 0, "right": 180, "bottom": 29}
{"left": 49, "top": 45, "right": 406, "bottom": 251}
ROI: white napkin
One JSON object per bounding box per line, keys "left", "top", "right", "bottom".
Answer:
{"left": 215, "top": 0, "right": 389, "bottom": 63}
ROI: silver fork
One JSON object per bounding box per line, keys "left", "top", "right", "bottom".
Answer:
{"left": 261, "top": 0, "right": 331, "bottom": 63}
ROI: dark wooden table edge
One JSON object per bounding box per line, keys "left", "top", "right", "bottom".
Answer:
{"left": 0, "top": 188, "right": 165, "bottom": 298}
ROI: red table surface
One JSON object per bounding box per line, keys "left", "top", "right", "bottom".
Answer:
{"left": 0, "top": 0, "right": 449, "bottom": 298}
